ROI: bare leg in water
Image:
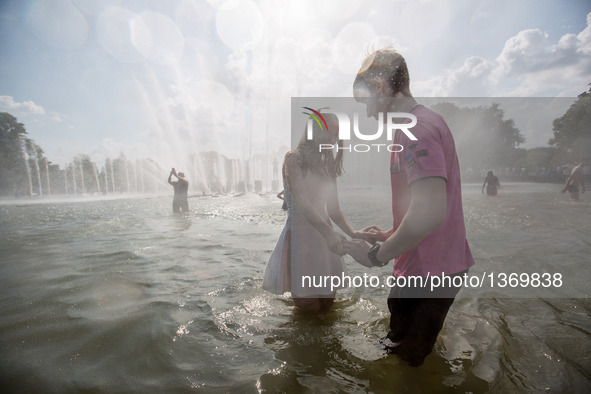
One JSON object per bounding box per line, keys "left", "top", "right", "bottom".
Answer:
{"left": 293, "top": 297, "right": 335, "bottom": 313}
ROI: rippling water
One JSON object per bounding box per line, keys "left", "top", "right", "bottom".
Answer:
{"left": 0, "top": 183, "right": 589, "bottom": 393}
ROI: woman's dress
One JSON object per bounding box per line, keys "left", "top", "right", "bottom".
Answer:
{"left": 263, "top": 171, "right": 346, "bottom": 298}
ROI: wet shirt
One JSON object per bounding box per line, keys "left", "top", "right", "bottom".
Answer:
{"left": 390, "top": 105, "right": 474, "bottom": 277}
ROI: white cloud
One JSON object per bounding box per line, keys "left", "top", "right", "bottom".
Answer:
{"left": 491, "top": 17, "right": 591, "bottom": 96}
{"left": 495, "top": 29, "right": 550, "bottom": 76}
{"left": 414, "top": 56, "right": 495, "bottom": 96}
{"left": 0, "top": 96, "right": 45, "bottom": 115}
{"left": 415, "top": 12, "right": 591, "bottom": 97}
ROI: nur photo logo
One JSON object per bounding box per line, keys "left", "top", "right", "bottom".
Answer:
{"left": 302, "top": 106, "right": 418, "bottom": 153}
{"left": 302, "top": 107, "right": 328, "bottom": 132}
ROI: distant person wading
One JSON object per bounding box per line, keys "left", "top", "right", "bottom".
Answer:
{"left": 561, "top": 160, "right": 589, "bottom": 201}
{"left": 482, "top": 170, "right": 501, "bottom": 196}
{"left": 168, "top": 168, "right": 189, "bottom": 213}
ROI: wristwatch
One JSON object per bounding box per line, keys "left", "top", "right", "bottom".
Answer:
{"left": 368, "top": 244, "right": 389, "bottom": 267}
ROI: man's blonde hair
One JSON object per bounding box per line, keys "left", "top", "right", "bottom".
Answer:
{"left": 353, "top": 48, "right": 410, "bottom": 97}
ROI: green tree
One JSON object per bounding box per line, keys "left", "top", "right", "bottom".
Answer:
{"left": 524, "top": 147, "right": 557, "bottom": 172}
{"left": 431, "top": 102, "right": 524, "bottom": 171}
{"left": 549, "top": 91, "right": 591, "bottom": 161}
{"left": 0, "top": 112, "right": 30, "bottom": 195}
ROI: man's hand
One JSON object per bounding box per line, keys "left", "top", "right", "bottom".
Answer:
{"left": 343, "top": 239, "right": 374, "bottom": 268}
{"left": 351, "top": 229, "right": 379, "bottom": 244}
{"left": 358, "top": 225, "right": 390, "bottom": 243}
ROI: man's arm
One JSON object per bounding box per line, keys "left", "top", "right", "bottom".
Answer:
{"left": 377, "top": 177, "right": 447, "bottom": 262}
{"left": 561, "top": 174, "right": 573, "bottom": 193}
{"left": 168, "top": 169, "right": 179, "bottom": 185}
{"left": 343, "top": 177, "right": 446, "bottom": 266}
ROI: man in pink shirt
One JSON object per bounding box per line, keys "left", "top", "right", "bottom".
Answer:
{"left": 344, "top": 49, "right": 475, "bottom": 366}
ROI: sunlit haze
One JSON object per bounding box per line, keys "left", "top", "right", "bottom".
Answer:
{"left": 1, "top": 0, "right": 590, "bottom": 167}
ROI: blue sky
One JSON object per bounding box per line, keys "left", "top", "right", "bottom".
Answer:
{"left": 0, "top": 0, "right": 590, "bottom": 167}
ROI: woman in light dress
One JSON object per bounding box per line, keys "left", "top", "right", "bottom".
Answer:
{"left": 263, "top": 112, "right": 369, "bottom": 313}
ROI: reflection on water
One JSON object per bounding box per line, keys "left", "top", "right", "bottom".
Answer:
{"left": 0, "top": 184, "right": 589, "bottom": 392}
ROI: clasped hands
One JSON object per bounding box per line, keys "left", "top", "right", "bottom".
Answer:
{"left": 326, "top": 226, "right": 389, "bottom": 268}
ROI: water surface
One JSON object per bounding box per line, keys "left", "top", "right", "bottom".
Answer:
{"left": 0, "top": 183, "right": 589, "bottom": 393}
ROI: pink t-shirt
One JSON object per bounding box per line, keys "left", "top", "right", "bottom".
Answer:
{"left": 390, "top": 105, "right": 474, "bottom": 277}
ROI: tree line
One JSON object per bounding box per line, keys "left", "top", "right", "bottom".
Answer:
{"left": 0, "top": 112, "right": 167, "bottom": 197}
{"left": 433, "top": 90, "right": 590, "bottom": 178}
{"left": 0, "top": 90, "right": 589, "bottom": 196}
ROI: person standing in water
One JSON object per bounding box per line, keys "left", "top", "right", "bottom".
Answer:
{"left": 561, "top": 160, "right": 588, "bottom": 201}
{"left": 482, "top": 170, "right": 501, "bottom": 196}
{"left": 168, "top": 168, "right": 189, "bottom": 213}
{"left": 343, "top": 48, "right": 475, "bottom": 366}
{"left": 263, "top": 112, "right": 371, "bottom": 313}
{"left": 276, "top": 189, "right": 287, "bottom": 210}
